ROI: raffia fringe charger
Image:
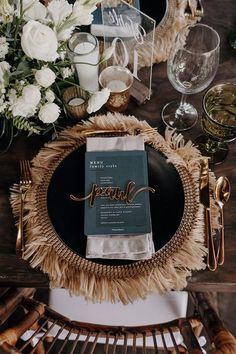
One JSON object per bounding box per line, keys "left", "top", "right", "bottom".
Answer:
{"left": 10, "top": 113, "right": 219, "bottom": 304}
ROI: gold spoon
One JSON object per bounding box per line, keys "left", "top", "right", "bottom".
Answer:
{"left": 214, "top": 176, "right": 231, "bottom": 265}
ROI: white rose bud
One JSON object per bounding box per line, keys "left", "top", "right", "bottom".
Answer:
{"left": 35, "top": 67, "right": 56, "bottom": 88}
{"left": 45, "top": 89, "right": 55, "bottom": 103}
{"left": 39, "top": 103, "right": 60, "bottom": 123}
{"left": 21, "top": 20, "right": 58, "bottom": 62}
{"left": 22, "top": 85, "right": 41, "bottom": 106}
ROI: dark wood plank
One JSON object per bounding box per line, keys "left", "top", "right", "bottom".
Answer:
{"left": 0, "top": 255, "right": 48, "bottom": 287}
{"left": 0, "top": 0, "right": 235, "bottom": 291}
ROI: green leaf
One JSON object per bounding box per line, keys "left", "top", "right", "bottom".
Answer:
{"left": 15, "top": 60, "right": 32, "bottom": 78}
{"left": 11, "top": 116, "right": 41, "bottom": 135}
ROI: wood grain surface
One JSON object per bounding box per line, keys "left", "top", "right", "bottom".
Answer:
{"left": 0, "top": 0, "right": 235, "bottom": 291}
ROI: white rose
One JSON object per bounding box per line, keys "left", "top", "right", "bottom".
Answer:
{"left": 21, "top": 20, "right": 58, "bottom": 62}
{"left": 22, "top": 85, "right": 41, "bottom": 106}
{"left": 45, "top": 89, "right": 55, "bottom": 103}
{"left": 47, "top": 0, "right": 72, "bottom": 27}
{"left": 0, "top": 61, "right": 11, "bottom": 85}
{"left": 17, "top": 0, "right": 47, "bottom": 21}
{"left": 11, "top": 98, "right": 36, "bottom": 118}
{"left": 35, "top": 67, "right": 56, "bottom": 88}
{"left": 39, "top": 102, "right": 60, "bottom": 123}
{"left": 87, "top": 88, "right": 110, "bottom": 114}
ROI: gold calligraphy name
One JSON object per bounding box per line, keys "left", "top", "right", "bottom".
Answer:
{"left": 70, "top": 181, "right": 155, "bottom": 207}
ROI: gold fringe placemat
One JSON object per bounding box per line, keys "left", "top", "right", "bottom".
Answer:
{"left": 10, "top": 113, "right": 219, "bottom": 304}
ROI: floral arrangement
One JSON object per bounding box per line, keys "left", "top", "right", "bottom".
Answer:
{"left": 0, "top": 0, "right": 111, "bottom": 144}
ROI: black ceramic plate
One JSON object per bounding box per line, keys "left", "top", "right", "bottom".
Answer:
{"left": 47, "top": 145, "right": 184, "bottom": 266}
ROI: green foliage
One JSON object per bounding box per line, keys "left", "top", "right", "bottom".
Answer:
{"left": 11, "top": 116, "right": 42, "bottom": 135}
{"left": 14, "top": 60, "right": 32, "bottom": 78}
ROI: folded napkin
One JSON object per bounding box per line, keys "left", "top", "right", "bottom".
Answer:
{"left": 85, "top": 136, "right": 155, "bottom": 260}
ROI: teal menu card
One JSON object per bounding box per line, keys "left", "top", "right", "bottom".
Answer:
{"left": 83, "top": 150, "right": 155, "bottom": 236}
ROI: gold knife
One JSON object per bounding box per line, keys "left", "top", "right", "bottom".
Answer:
{"left": 199, "top": 158, "right": 217, "bottom": 271}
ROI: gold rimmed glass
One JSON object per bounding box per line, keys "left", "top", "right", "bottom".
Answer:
{"left": 194, "top": 83, "right": 236, "bottom": 164}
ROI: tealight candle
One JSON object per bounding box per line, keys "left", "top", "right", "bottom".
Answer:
{"left": 69, "top": 97, "right": 85, "bottom": 106}
{"left": 62, "top": 86, "right": 88, "bottom": 120}
{"left": 68, "top": 32, "right": 99, "bottom": 93}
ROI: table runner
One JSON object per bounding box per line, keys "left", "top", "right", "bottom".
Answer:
{"left": 10, "top": 113, "right": 219, "bottom": 303}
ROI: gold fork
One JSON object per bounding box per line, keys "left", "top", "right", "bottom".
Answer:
{"left": 184, "top": 0, "right": 204, "bottom": 18}
{"left": 16, "top": 160, "right": 32, "bottom": 258}
{"left": 184, "top": 0, "right": 193, "bottom": 18}
{"left": 195, "top": 0, "right": 204, "bottom": 18}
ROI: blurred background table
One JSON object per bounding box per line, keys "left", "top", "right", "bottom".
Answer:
{"left": 0, "top": 0, "right": 235, "bottom": 294}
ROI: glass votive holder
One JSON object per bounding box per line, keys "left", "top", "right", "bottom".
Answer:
{"left": 67, "top": 32, "right": 99, "bottom": 93}
{"left": 62, "top": 86, "right": 88, "bottom": 120}
{"left": 99, "top": 65, "right": 134, "bottom": 112}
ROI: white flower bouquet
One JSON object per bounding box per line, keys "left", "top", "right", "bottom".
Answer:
{"left": 0, "top": 0, "right": 111, "bottom": 148}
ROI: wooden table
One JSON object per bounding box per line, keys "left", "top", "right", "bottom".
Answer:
{"left": 0, "top": 0, "right": 235, "bottom": 292}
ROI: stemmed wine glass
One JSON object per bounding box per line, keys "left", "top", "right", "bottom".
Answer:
{"left": 195, "top": 83, "right": 236, "bottom": 164}
{"left": 162, "top": 23, "right": 220, "bottom": 131}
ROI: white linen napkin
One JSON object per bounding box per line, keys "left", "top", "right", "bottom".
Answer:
{"left": 85, "top": 136, "right": 155, "bottom": 260}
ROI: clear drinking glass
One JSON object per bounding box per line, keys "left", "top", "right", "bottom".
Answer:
{"left": 161, "top": 24, "right": 220, "bottom": 131}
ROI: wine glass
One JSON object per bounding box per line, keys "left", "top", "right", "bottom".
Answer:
{"left": 194, "top": 83, "right": 236, "bottom": 164}
{"left": 162, "top": 23, "right": 220, "bottom": 131}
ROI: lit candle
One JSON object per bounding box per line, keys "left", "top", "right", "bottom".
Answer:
{"left": 73, "top": 39, "right": 99, "bottom": 93}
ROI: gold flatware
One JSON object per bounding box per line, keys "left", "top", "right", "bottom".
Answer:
{"left": 214, "top": 176, "right": 231, "bottom": 266}
{"left": 195, "top": 0, "right": 204, "bottom": 17}
{"left": 199, "top": 158, "right": 217, "bottom": 271}
{"left": 184, "top": 0, "right": 193, "bottom": 17}
{"left": 184, "top": 0, "right": 203, "bottom": 18}
{"left": 16, "top": 160, "right": 32, "bottom": 258}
